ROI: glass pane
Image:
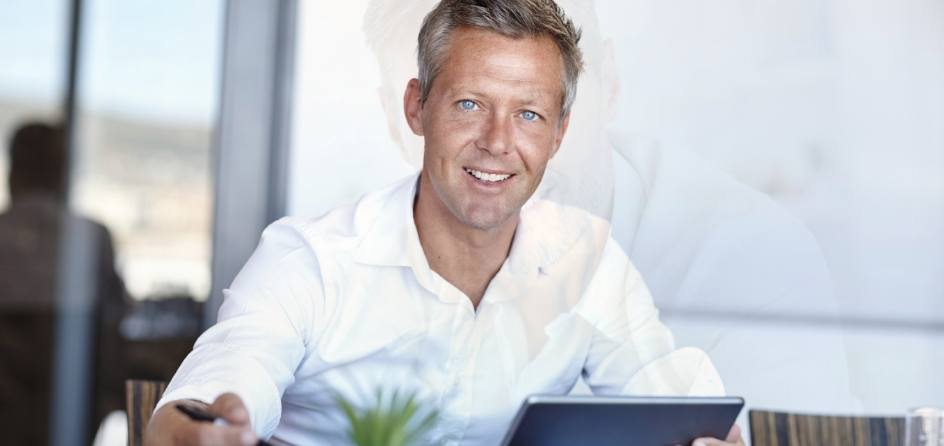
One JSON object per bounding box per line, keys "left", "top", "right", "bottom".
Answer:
{"left": 71, "top": 0, "right": 224, "bottom": 441}
{"left": 0, "top": 0, "right": 68, "bottom": 208}
{"left": 0, "top": 0, "right": 223, "bottom": 444}
{"left": 0, "top": 1, "right": 69, "bottom": 443}
{"left": 591, "top": 0, "right": 944, "bottom": 419}
{"left": 289, "top": 0, "right": 944, "bottom": 438}
{"left": 75, "top": 0, "right": 222, "bottom": 303}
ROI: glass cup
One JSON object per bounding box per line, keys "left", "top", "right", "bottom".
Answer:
{"left": 905, "top": 407, "right": 944, "bottom": 446}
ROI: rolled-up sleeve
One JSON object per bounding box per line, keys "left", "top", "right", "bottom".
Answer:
{"left": 155, "top": 219, "right": 324, "bottom": 437}
{"left": 579, "top": 239, "right": 724, "bottom": 397}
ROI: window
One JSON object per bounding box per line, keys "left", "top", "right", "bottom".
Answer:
{"left": 0, "top": 0, "right": 224, "bottom": 443}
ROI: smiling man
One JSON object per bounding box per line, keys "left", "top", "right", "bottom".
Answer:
{"left": 407, "top": 24, "right": 575, "bottom": 307}
{"left": 145, "top": 1, "right": 741, "bottom": 445}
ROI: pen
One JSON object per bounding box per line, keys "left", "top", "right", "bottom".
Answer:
{"left": 175, "top": 403, "right": 274, "bottom": 446}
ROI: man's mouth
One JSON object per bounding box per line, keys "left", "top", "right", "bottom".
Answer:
{"left": 464, "top": 167, "right": 514, "bottom": 183}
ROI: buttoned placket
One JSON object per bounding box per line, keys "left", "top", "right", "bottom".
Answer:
{"left": 428, "top": 270, "right": 479, "bottom": 444}
{"left": 385, "top": 177, "right": 549, "bottom": 444}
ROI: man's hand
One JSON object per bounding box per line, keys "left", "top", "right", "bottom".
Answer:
{"left": 691, "top": 424, "right": 745, "bottom": 446}
{"left": 144, "top": 393, "right": 259, "bottom": 446}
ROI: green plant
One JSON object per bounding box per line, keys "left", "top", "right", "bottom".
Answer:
{"left": 336, "top": 389, "right": 439, "bottom": 446}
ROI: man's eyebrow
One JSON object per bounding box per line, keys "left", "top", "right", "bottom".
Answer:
{"left": 442, "top": 87, "right": 489, "bottom": 99}
{"left": 511, "top": 91, "right": 559, "bottom": 110}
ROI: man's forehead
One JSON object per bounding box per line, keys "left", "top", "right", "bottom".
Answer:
{"left": 445, "top": 27, "right": 560, "bottom": 58}
{"left": 438, "top": 29, "right": 564, "bottom": 96}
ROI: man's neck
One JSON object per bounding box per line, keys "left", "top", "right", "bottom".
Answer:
{"left": 413, "top": 174, "right": 518, "bottom": 309}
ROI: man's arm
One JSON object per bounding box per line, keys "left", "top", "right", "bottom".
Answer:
{"left": 145, "top": 220, "right": 327, "bottom": 444}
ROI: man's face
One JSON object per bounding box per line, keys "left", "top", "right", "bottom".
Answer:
{"left": 405, "top": 27, "right": 570, "bottom": 231}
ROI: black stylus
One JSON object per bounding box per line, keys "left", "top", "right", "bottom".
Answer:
{"left": 175, "top": 403, "right": 274, "bottom": 446}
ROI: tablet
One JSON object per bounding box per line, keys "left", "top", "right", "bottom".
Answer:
{"left": 500, "top": 395, "right": 744, "bottom": 446}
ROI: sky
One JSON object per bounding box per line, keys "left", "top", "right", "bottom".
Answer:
{"left": 0, "top": 0, "right": 223, "bottom": 126}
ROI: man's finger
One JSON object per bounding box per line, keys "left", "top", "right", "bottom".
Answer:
{"left": 692, "top": 438, "right": 728, "bottom": 446}
{"left": 179, "top": 422, "right": 256, "bottom": 446}
{"left": 207, "top": 392, "right": 251, "bottom": 426}
{"left": 726, "top": 424, "right": 742, "bottom": 443}
{"left": 691, "top": 423, "right": 744, "bottom": 446}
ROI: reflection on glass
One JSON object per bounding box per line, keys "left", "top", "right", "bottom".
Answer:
{"left": 298, "top": 0, "right": 944, "bottom": 436}
{"left": 0, "top": 0, "right": 222, "bottom": 444}
{"left": 75, "top": 0, "right": 223, "bottom": 303}
{"left": 70, "top": 0, "right": 223, "bottom": 442}
{"left": 0, "top": 0, "right": 68, "bottom": 209}
{"left": 0, "top": 1, "right": 70, "bottom": 443}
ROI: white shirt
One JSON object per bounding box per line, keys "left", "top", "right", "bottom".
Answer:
{"left": 158, "top": 174, "right": 724, "bottom": 445}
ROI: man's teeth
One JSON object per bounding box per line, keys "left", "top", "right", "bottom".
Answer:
{"left": 465, "top": 168, "right": 511, "bottom": 183}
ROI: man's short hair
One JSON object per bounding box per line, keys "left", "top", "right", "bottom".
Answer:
{"left": 416, "top": 0, "right": 584, "bottom": 117}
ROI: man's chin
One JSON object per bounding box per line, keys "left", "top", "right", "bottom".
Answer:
{"left": 456, "top": 207, "right": 518, "bottom": 232}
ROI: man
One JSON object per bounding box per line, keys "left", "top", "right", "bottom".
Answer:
{"left": 146, "top": 1, "right": 742, "bottom": 444}
{"left": 0, "top": 122, "right": 127, "bottom": 444}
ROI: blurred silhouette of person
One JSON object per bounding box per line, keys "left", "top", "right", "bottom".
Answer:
{"left": 0, "top": 121, "right": 128, "bottom": 444}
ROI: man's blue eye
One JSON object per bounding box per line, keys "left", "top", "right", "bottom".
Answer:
{"left": 459, "top": 100, "right": 476, "bottom": 111}
{"left": 521, "top": 110, "right": 539, "bottom": 122}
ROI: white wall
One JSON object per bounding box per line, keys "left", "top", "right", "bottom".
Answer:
{"left": 288, "top": 0, "right": 944, "bottom": 430}
{"left": 288, "top": 1, "right": 414, "bottom": 217}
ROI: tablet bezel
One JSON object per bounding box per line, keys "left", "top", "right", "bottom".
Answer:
{"left": 500, "top": 395, "right": 745, "bottom": 446}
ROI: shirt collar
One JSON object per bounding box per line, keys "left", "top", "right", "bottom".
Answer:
{"left": 352, "top": 174, "right": 425, "bottom": 269}
{"left": 506, "top": 198, "right": 604, "bottom": 276}
{"left": 353, "top": 173, "right": 608, "bottom": 279}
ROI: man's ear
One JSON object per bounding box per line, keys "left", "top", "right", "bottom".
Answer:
{"left": 551, "top": 113, "right": 571, "bottom": 158}
{"left": 403, "top": 78, "right": 425, "bottom": 136}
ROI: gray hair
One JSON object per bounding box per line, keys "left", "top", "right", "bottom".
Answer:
{"left": 417, "top": 0, "right": 584, "bottom": 117}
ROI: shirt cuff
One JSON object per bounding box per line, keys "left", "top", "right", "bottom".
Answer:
{"left": 154, "top": 349, "right": 285, "bottom": 437}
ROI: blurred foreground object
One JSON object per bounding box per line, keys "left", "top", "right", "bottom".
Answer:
{"left": 125, "top": 379, "right": 167, "bottom": 446}
{"left": 750, "top": 409, "right": 904, "bottom": 446}
{"left": 336, "top": 389, "right": 439, "bottom": 446}
{"left": 905, "top": 407, "right": 944, "bottom": 446}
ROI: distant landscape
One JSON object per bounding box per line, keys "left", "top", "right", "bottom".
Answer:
{"left": 0, "top": 98, "right": 214, "bottom": 301}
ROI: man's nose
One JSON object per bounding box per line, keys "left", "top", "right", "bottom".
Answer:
{"left": 476, "top": 114, "right": 512, "bottom": 156}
